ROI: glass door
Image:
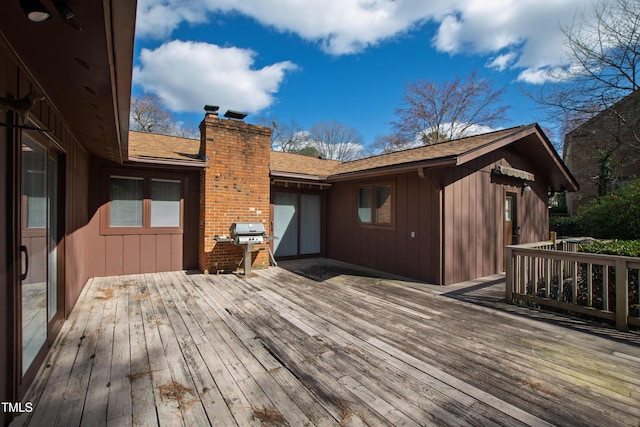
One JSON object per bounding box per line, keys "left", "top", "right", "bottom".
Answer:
{"left": 273, "top": 192, "right": 298, "bottom": 257}
{"left": 273, "top": 191, "right": 322, "bottom": 257}
{"left": 20, "top": 132, "right": 61, "bottom": 376}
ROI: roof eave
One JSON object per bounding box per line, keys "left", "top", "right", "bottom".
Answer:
{"left": 270, "top": 171, "right": 327, "bottom": 181}
{"left": 327, "top": 157, "right": 458, "bottom": 182}
{"left": 126, "top": 156, "right": 206, "bottom": 168}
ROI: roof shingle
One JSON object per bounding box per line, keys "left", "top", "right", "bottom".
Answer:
{"left": 128, "top": 131, "right": 202, "bottom": 162}
{"left": 270, "top": 151, "right": 341, "bottom": 178}
{"left": 331, "top": 125, "right": 529, "bottom": 176}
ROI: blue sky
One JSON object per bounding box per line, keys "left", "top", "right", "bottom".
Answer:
{"left": 131, "top": 0, "right": 595, "bottom": 149}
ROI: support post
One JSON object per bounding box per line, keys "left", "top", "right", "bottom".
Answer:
{"left": 505, "top": 246, "right": 513, "bottom": 303}
{"left": 244, "top": 243, "right": 255, "bottom": 276}
{"left": 616, "top": 260, "right": 629, "bottom": 331}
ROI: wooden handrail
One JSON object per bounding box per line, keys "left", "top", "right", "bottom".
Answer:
{"left": 505, "top": 239, "right": 638, "bottom": 331}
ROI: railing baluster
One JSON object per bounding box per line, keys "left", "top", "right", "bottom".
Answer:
{"left": 587, "top": 263, "right": 593, "bottom": 307}
{"left": 603, "top": 266, "right": 609, "bottom": 311}
{"left": 545, "top": 257, "right": 551, "bottom": 299}
{"left": 572, "top": 261, "right": 578, "bottom": 304}
{"left": 505, "top": 246, "right": 513, "bottom": 302}
{"left": 533, "top": 256, "right": 539, "bottom": 296}
{"left": 559, "top": 262, "right": 564, "bottom": 302}
{"left": 518, "top": 255, "right": 526, "bottom": 294}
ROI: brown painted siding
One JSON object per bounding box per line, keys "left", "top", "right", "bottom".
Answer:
{"left": 442, "top": 149, "right": 549, "bottom": 285}
{"left": 442, "top": 154, "right": 501, "bottom": 285}
{"left": 328, "top": 148, "right": 550, "bottom": 286}
{"left": 0, "top": 48, "right": 15, "bottom": 424}
{"left": 327, "top": 171, "right": 441, "bottom": 283}
{"left": 85, "top": 158, "right": 200, "bottom": 278}
{"left": 0, "top": 38, "right": 92, "bottom": 415}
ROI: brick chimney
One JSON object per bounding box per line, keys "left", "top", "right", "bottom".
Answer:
{"left": 198, "top": 110, "right": 272, "bottom": 273}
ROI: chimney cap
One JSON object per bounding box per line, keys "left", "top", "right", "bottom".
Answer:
{"left": 204, "top": 105, "right": 219, "bottom": 113}
{"left": 224, "top": 110, "right": 247, "bottom": 120}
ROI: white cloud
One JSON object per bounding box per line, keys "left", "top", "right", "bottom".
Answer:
{"left": 136, "top": 0, "right": 447, "bottom": 54}
{"left": 135, "top": 0, "right": 594, "bottom": 83}
{"left": 487, "top": 52, "right": 517, "bottom": 71}
{"left": 417, "top": 122, "right": 500, "bottom": 142}
{"left": 136, "top": 0, "right": 208, "bottom": 40}
{"left": 133, "top": 40, "right": 297, "bottom": 114}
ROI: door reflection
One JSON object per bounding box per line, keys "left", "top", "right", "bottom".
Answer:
{"left": 21, "top": 135, "right": 49, "bottom": 374}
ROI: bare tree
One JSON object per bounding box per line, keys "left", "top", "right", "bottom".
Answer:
{"left": 257, "top": 117, "right": 311, "bottom": 151}
{"left": 534, "top": 0, "right": 640, "bottom": 146}
{"left": 392, "top": 70, "right": 509, "bottom": 146}
{"left": 308, "top": 121, "right": 366, "bottom": 161}
{"left": 130, "top": 94, "right": 198, "bottom": 138}
{"left": 530, "top": 0, "right": 640, "bottom": 198}
{"left": 371, "top": 133, "right": 418, "bottom": 154}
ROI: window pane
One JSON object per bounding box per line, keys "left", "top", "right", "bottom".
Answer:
{"left": 300, "top": 194, "right": 321, "bottom": 254}
{"left": 505, "top": 196, "right": 513, "bottom": 221}
{"left": 375, "top": 185, "right": 392, "bottom": 224}
{"left": 358, "top": 187, "right": 372, "bottom": 223}
{"left": 110, "top": 176, "right": 143, "bottom": 227}
{"left": 151, "top": 179, "right": 181, "bottom": 227}
{"left": 273, "top": 192, "right": 298, "bottom": 256}
{"left": 23, "top": 140, "right": 48, "bottom": 228}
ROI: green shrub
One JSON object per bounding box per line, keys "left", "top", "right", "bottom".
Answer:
{"left": 578, "top": 239, "right": 640, "bottom": 257}
{"left": 549, "top": 216, "right": 582, "bottom": 237}
{"left": 576, "top": 178, "right": 640, "bottom": 239}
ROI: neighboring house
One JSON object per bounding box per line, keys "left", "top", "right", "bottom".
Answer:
{"left": 0, "top": 2, "right": 577, "bottom": 420}
{"left": 564, "top": 90, "right": 640, "bottom": 215}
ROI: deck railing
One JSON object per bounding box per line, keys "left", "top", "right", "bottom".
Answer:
{"left": 505, "top": 238, "right": 640, "bottom": 331}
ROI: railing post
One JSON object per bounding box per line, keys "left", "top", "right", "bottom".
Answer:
{"left": 505, "top": 246, "right": 513, "bottom": 303}
{"left": 616, "top": 260, "right": 629, "bottom": 331}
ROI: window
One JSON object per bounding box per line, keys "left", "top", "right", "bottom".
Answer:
{"left": 505, "top": 195, "right": 513, "bottom": 221}
{"left": 110, "top": 176, "right": 143, "bottom": 227}
{"left": 357, "top": 184, "right": 393, "bottom": 226}
{"left": 103, "top": 172, "right": 184, "bottom": 234}
{"left": 151, "top": 179, "right": 181, "bottom": 227}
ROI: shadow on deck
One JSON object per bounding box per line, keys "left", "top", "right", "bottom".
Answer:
{"left": 12, "top": 258, "right": 640, "bottom": 427}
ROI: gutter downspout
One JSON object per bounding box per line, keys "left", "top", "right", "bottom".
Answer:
{"left": 418, "top": 167, "right": 445, "bottom": 285}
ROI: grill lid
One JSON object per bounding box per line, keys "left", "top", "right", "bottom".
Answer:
{"left": 230, "top": 222, "right": 266, "bottom": 236}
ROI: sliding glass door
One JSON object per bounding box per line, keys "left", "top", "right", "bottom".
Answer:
{"left": 273, "top": 191, "right": 321, "bottom": 257}
{"left": 20, "top": 132, "right": 62, "bottom": 376}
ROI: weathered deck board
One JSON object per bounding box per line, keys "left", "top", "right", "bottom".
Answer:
{"left": 128, "top": 279, "right": 158, "bottom": 427}
{"left": 77, "top": 276, "right": 117, "bottom": 427}
{"left": 249, "top": 272, "right": 537, "bottom": 426}
{"left": 27, "top": 277, "right": 105, "bottom": 427}
{"left": 259, "top": 262, "right": 640, "bottom": 425}
{"left": 13, "top": 259, "right": 640, "bottom": 427}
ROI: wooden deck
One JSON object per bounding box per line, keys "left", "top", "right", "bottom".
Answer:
{"left": 14, "top": 258, "right": 640, "bottom": 426}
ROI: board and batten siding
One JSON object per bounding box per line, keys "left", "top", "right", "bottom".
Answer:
{"left": 327, "top": 147, "right": 550, "bottom": 286}
{"left": 0, "top": 40, "right": 92, "bottom": 316}
{"left": 85, "top": 158, "right": 201, "bottom": 278}
{"left": 0, "top": 38, "right": 93, "bottom": 419}
{"left": 442, "top": 149, "right": 550, "bottom": 285}
{"left": 326, "top": 170, "right": 441, "bottom": 284}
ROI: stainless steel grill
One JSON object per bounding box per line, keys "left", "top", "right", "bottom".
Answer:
{"left": 229, "top": 222, "right": 267, "bottom": 275}
{"left": 230, "top": 222, "right": 266, "bottom": 245}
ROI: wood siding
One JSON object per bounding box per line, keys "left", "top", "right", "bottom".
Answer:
{"left": 327, "top": 148, "right": 549, "bottom": 286}
{"left": 85, "top": 158, "right": 201, "bottom": 278}
{"left": 442, "top": 149, "right": 549, "bottom": 285}
{"left": 0, "top": 38, "right": 92, "bottom": 417}
{"left": 327, "top": 171, "right": 441, "bottom": 283}
{"left": 0, "top": 43, "right": 15, "bottom": 427}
